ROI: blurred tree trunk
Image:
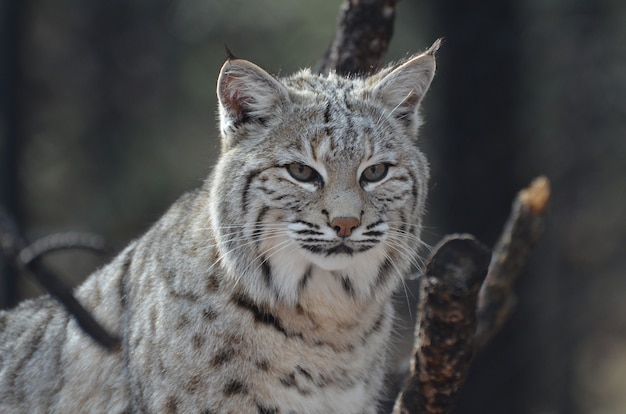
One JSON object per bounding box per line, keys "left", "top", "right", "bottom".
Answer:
{"left": 0, "top": 0, "right": 23, "bottom": 309}
{"left": 429, "top": 0, "right": 522, "bottom": 245}
{"left": 427, "top": 1, "right": 528, "bottom": 413}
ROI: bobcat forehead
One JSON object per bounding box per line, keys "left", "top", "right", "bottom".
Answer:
{"left": 1, "top": 42, "right": 438, "bottom": 414}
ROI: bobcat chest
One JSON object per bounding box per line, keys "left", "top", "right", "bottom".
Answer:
{"left": 210, "top": 291, "right": 393, "bottom": 414}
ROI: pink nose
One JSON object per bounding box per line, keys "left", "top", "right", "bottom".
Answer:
{"left": 330, "top": 217, "right": 360, "bottom": 237}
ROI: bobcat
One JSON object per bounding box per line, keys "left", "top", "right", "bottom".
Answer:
{"left": 0, "top": 42, "right": 437, "bottom": 413}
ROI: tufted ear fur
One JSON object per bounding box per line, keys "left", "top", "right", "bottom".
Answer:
{"left": 217, "top": 59, "right": 290, "bottom": 138}
{"left": 369, "top": 39, "right": 440, "bottom": 120}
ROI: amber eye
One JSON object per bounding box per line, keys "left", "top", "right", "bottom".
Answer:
{"left": 287, "top": 163, "right": 321, "bottom": 183}
{"left": 361, "top": 163, "right": 389, "bottom": 183}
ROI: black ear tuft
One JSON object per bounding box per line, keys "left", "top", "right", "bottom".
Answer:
{"left": 224, "top": 45, "right": 237, "bottom": 61}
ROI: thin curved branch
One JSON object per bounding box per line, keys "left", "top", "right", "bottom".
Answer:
{"left": 18, "top": 232, "right": 107, "bottom": 265}
{"left": 0, "top": 206, "right": 120, "bottom": 350}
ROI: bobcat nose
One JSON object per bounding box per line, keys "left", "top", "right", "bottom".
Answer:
{"left": 330, "top": 217, "right": 360, "bottom": 237}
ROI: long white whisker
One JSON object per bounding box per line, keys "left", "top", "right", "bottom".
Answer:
{"left": 382, "top": 228, "right": 430, "bottom": 273}
{"left": 384, "top": 237, "right": 427, "bottom": 272}
{"left": 382, "top": 250, "right": 414, "bottom": 323}
{"left": 241, "top": 238, "right": 295, "bottom": 285}
{"left": 203, "top": 228, "right": 289, "bottom": 274}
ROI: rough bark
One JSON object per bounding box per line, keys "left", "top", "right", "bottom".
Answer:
{"left": 393, "top": 177, "right": 551, "bottom": 413}
{"left": 317, "top": 0, "right": 398, "bottom": 76}
{"left": 474, "top": 176, "right": 551, "bottom": 349}
{"left": 393, "top": 235, "right": 491, "bottom": 414}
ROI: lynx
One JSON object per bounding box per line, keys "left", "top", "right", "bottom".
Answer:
{"left": 0, "top": 42, "right": 437, "bottom": 413}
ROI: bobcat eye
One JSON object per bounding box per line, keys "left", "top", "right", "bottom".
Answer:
{"left": 361, "top": 163, "right": 389, "bottom": 183}
{"left": 286, "top": 163, "right": 320, "bottom": 183}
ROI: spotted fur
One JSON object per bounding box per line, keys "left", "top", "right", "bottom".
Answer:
{"left": 0, "top": 43, "right": 437, "bottom": 413}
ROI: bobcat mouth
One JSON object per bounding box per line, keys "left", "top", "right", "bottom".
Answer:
{"left": 325, "top": 243, "right": 354, "bottom": 256}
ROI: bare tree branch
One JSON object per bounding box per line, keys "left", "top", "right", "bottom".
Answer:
{"left": 317, "top": 0, "right": 398, "bottom": 76}
{"left": 18, "top": 232, "right": 107, "bottom": 265}
{"left": 393, "top": 235, "right": 491, "bottom": 414}
{"left": 392, "top": 177, "right": 551, "bottom": 413}
{"left": 0, "top": 206, "right": 120, "bottom": 350}
{"left": 475, "top": 176, "right": 551, "bottom": 349}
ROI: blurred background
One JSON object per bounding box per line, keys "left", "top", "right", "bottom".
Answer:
{"left": 1, "top": 0, "right": 625, "bottom": 412}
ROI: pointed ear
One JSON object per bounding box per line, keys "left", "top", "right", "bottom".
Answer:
{"left": 370, "top": 40, "right": 440, "bottom": 116}
{"left": 217, "top": 59, "right": 290, "bottom": 133}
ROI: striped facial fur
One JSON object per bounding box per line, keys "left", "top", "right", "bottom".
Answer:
{"left": 212, "top": 50, "right": 436, "bottom": 306}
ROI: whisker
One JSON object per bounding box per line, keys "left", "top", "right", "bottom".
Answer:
{"left": 386, "top": 240, "right": 427, "bottom": 272}
{"left": 201, "top": 228, "right": 290, "bottom": 275}
{"left": 383, "top": 235, "right": 428, "bottom": 273}
{"left": 242, "top": 238, "right": 296, "bottom": 284}
{"left": 387, "top": 227, "right": 432, "bottom": 249}
{"left": 382, "top": 250, "right": 414, "bottom": 323}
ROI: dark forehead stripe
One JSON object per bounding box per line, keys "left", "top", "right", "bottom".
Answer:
{"left": 322, "top": 112, "right": 369, "bottom": 154}
{"left": 296, "top": 78, "right": 381, "bottom": 157}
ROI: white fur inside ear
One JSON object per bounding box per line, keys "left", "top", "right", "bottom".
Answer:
{"left": 371, "top": 53, "right": 436, "bottom": 113}
{"left": 217, "top": 59, "right": 290, "bottom": 132}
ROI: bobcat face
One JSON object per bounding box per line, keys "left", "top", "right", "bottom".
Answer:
{"left": 211, "top": 53, "right": 434, "bottom": 304}
{"left": 281, "top": 162, "right": 400, "bottom": 273}
{"left": 270, "top": 117, "right": 424, "bottom": 274}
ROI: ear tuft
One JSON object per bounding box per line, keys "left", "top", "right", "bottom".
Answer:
{"left": 217, "top": 59, "right": 289, "bottom": 134}
{"left": 224, "top": 45, "right": 237, "bottom": 61}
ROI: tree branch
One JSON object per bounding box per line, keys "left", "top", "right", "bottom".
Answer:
{"left": 392, "top": 177, "right": 551, "bottom": 413}
{"left": 475, "top": 176, "right": 551, "bottom": 349}
{"left": 393, "top": 235, "right": 491, "bottom": 414}
{"left": 0, "top": 206, "right": 120, "bottom": 350}
{"left": 317, "top": 0, "right": 398, "bottom": 76}
{"left": 18, "top": 232, "right": 107, "bottom": 265}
